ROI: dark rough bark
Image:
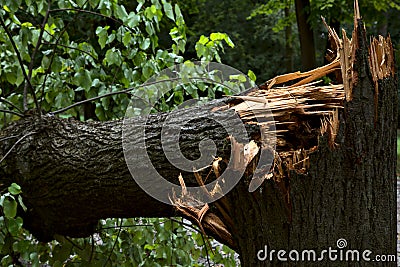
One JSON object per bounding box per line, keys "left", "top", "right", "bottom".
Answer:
{"left": 1, "top": 115, "right": 172, "bottom": 241}
{"left": 0, "top": 99, "right": 256, "bottom": 245}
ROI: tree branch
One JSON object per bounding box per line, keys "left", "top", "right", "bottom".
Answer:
{"left": 0, "top": 109, "right": 24, "bottom": 118}
{"left": 50, "top": 8, "right": 129, "bottom": 31}
{"left": 22, "top": 0, "right": 50, "bottom": 113}
{"left": 39, "top": 26, "right": 69, "bottom": 108}
{"left": 50, "top": 77, "right": 233, "bottom": 116}
{"left": 0, "top": 18, "right": 40, "bottom": 114}
{"left": 42, "top": 42, "right": 97, "bottom": 60}
{"left": 0, "top": 107, "right": 243, "bottom": 246}
{"left": 49, "top": 87, "right": 135, "bottom": 115}
{"left": 0, "top": 97, "right": 23, "bottom": 113}
{"left": 49, "top": 77, "right": 185, "bottom": 115}
{"left": 0, "top": 131, "right": 36, "bottom": 164}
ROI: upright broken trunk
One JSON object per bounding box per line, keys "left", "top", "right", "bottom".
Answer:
{"left": 226, "top": 16, "right": 397, "bottom": 267}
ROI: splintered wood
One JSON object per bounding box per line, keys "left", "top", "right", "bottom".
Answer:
{"left": 228, "top": 11, "right": 395, "bottom": 182}
{"left": 369, "top": 36, "right": 395, "bottom": 89}
{"left": 231, "top": 82, "right": 343, "bottom": 180}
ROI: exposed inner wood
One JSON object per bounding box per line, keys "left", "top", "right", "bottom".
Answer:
{"left": 172, "top": 20, "right": 396, "bottom": 247}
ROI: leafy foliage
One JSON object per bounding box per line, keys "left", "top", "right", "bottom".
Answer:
{"left": 0, "top": 0, "right": 239, "bottom": 265}
{"left": 0, "top": 189, "right": 236, "bottom": 266}
{"left": 0, "top": 0, "right": 236, "bottom": 122}
{"left": 179, "top": 0, "right": 400, "bottom": 80}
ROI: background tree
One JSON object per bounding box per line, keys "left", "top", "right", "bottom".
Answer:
{"left": 179, "top": 0, "right": 400, "bottom": 78}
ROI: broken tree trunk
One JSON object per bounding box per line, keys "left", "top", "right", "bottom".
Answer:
{"left": 0, "top": 9, "right": 397, "bottom": 267}
{"left": 225, "top": 14, "right": 397, "bottom": 267}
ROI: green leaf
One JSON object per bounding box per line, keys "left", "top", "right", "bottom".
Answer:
{"left": 6, "top": 71, "right": 17, "bottom": 85}
{"left": 7, "top": 216, "right": 23, "bottom": 234}
{"left": 115, "top": 4, "right": 128, "bottom": 19}
{"left": 6, "top": 0, "right": 22, "bottom": 13}
{"left": 144, "top": 5, "right": 155, "bottom": 20}
{"left": 127, "top": 12, "right": 140, "bottom": 28}
{"left": 51, "top": 56, "right": 63, "bottom": 73}
{"left": 142, "top": 64, "right": 154, "bottom": 80}
{"left": 104, "top": 48, "right": 121, "bottom": 66}
{"left": 76, "top": 0, "right": 87, "bottom": 7}
{"left": 122, "top": 32, "right": 132, "bottom": 46}
{"left": 229, "top": 74, "right": 247, "bottom": 82}
{"left": 174, "top": 4, "right": 184, "bottom": 25}
{"left": 195, "top": 43, "right": 206, "bottom": 58}
{"left": 198, "top": 35, "right": 209, "bottom": 45}
{"left": 52, "top": 242, "right": 73, "bottom": 263}
{"left": 3, "top": 197, "right": 17, "bottom": 218}
{"left": 89, "top": 0, "right": 100, "bottom": 8}
{"left": 3, "top": 5, "right": 11, "bottom": 12}
{"left": 95, "top": 104, "right": 105, "bottom": 120}
{"left": 150, "top": 5, "right": 157, "bottom": 14}
{"left": 224, "top": 35, "right": 235, "bottom": 48}
{"left": 140, "top": 38, "right": 150, "bottom": 50}
{"left": 74, "top": 69, "right": 92, "bottom": 91}
{"left": 136, "top": 0, "right": 144, "bottom": 12}
{"left": 210, "top": 32, "right": 224, "bottom": 41}
{"left": 147, "top": 21, "right": 156, "bottom": 36}
{"left": 95, "top": 26, "right": 108, "bottom": 49}
{"left": 162, "top": 1, "right": 174, "bottom": 21}
{"left": 8, "top": 183, "right": 21, "bottom": 195}
{"left": 247, "top": 69, "right": 256, "bottom": 82}
{"left": 107, "top": 32, "right": 115, "bottom": 44}
{"left": 29, "top": 252, "right": 39, "bottom": 266}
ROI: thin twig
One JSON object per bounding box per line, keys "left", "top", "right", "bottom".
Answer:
{"left": 50, "top": 76, "right": 225, "bottom": 115}
{"left": 42, "top": 42, "right": 97, "bottom": 59}
{"left": 103, "top": 59, "right": 124, "bottom": 116}
{"left": 0, "top": 109, "right": 24, "bottom": 117}
{"left": 64, "top": 236, "right": 84, "bottom": 250}
{"left": 98, "top": 224, "right": 153, "bottom": 230}
{"left": 50, "top": 77, "right": 179, "bottom": 115}
{"left": 0, "top": 136, "right": 18, "bottom": 142}
{"left": 50, "top": 87, "right": 135, "bottom": 115}
{"left": 40, "top": 26, "right": 70, "bottom": 108}
{"left": 0, "top": 97, "right": 23, "bottom": 113}
{"left": 0, "top": 18, "right": 40, "bottom": 113}
{"left": 0, "top": 132, "right": 37, "bottom": 164}
{"left": 169, "top": 217, "right": 204, "bottom": 233}
{"left": 200, "top": 232, "right": 212, "bottom": 266}
{"left": 23, "top": 0, "right": 50, "bottom": 113}
{"left": 50, "top": 8, "right": 125, "bottom": 29}
{"left": 104, "top": 219, "right": 123, "bottom": 267}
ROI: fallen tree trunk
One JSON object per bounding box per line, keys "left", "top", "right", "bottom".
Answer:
{"left": 0, "top": 9, "right": 397, "bottom": 267}
{"left": 0, "top": 102, "right": 250, "bottom": 247}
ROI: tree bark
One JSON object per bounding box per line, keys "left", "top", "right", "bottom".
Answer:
{"left": 0, "top": 100, "right": 255, "bottom": 246}
{"left": 228, "top": 19, "right": 397, "bottom": 266}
